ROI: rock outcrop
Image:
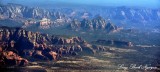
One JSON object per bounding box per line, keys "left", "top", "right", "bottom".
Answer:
{"left": 0, "top": 47, "right": 28, "bottom": 67}
{"left": 0, "top": 3, "right": 52, "bottom": 19}
{"left": 69, "top": 16, "right": 120, "bottom": 33}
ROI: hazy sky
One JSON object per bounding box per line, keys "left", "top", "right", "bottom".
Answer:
{"left": 2, "top": 0, "right": 160, "bottom": 8}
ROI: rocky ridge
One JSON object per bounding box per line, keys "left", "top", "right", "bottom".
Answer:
{"left": 1, "top": 4, "right": 160, "bottom": 31}
{"left": 1, "top": 4, "right": 160, "bottom": 23}
{"left": 69, "top": 16, "right": 121, "bottom": 32}
{"left": 0, "top": 26, "right": 106, "bottom": 67}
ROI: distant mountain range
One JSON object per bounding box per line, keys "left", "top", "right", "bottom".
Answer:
{"left": 0, "top": 3, "right": 160, "bottom": 32}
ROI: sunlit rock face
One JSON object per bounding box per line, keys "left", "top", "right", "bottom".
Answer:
{"left": 0, "top": 4, "right": 53, "bottom": 19}
{"left": 0, "top": 4, "right": 68, "bottom": 29}
{"left": 39, "top": 18, "right": 52, "bottom": 29}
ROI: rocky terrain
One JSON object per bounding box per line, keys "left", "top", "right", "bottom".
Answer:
{"left": 0, "top": 3, "right": 160, "bottom": 72}
{"left": 1, "top": 4, "right": 160, "bottom": 22}
{"left": 0, "top": 3, "right": 55, "bottom": 19}
{"left": 0, "top": 26, "right": 107, "bottom": 67}
{"left": 69, "top": 16, "right": 122, "bottom": 32}
{"left": 0, "top": 3, "right": 160, "bottom": 31}
{"left": 0, "top": 26, "right": 159, "bottom": 72}
{"left": 0, "top": 4, "right": 120, "bottom": 33}
{"left": 0, "top": 47, "right": 28, "bottom": 67}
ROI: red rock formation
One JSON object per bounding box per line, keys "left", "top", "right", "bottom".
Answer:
{"left": 0, "top": 49, "right": 28, "bottom": 67}
{"left": 0, "top": 27, "right": 98, "bottom": 62}
{"left": 49, "top": 51, "right": 57, "bottom": 61}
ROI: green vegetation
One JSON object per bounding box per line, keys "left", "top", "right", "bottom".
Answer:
{"left": 0, "top": 19, "right": 23, "bottom": 27}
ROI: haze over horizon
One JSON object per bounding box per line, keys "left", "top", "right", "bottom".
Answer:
{"left": 1, "top": 0, "right": 160, "bottom": 9}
